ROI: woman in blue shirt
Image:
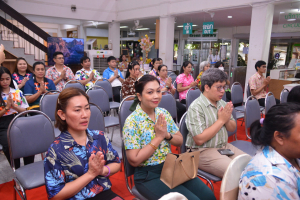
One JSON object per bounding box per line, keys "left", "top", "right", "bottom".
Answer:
{"left": 24, "top": 62, "right": 55, "bottom": 108}
{"left": 44, "top": 87, "right": 122, "bottom": 200}
{"left": 12, "top": 57, "right": 33, "bottom": 92}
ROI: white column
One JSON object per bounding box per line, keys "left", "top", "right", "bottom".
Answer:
{"left": 78, "top": 24, "right": 87, "bottom": 49}
{"left": 244, "top": 3, "right": 274, "bottom": 99}
{"left": 108, "top": 22, "right": 120, "bottom": 58}
{"left": 159, "top": 16, "right": 175, "bottom": 71}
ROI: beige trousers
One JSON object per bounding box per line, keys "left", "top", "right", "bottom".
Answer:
{"left": 192, "top": 143, "right": 247, "bottom": 178}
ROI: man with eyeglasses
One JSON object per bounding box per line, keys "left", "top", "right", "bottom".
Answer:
{"left": 45, "top": 51, "right": 75, "bottom": 92}
{"left": 185, "top": 68, "right": 246, "bottom": 178}
{"left": 249, "top": 60, "right": 280, "bottom": 106}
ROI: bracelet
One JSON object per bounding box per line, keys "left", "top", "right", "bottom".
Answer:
{"left": 149, "top": 142, "right": 158, "bottom": 150}
{"left": 104, "top": 165, "right": 110, "bottom": 177}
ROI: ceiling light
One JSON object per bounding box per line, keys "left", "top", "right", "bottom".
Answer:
{"left": 228, "top": 16, "right": 232, "bottom": 18}
{"left": 136, "top": 28, "right": 150, "bottom": 30}
{"left": 120, "top": 26, "right": 128, "bottom": 28}
{"left": 287, "top": 19, "right": 296, "bottom": 21}
{"left": 280, "top": 12, "right": 285, "bottom": 14}
{"left": 154, "top": 23, "right": 156, "bottom": 25}
{"left": 177, "top": 25, "right": 183, "bottom": 27}
{"left": 192, "top": 25, "right": 198, "bottom": 27}
{"left": 292, "top": 9, "right": 300, "bottom": 12}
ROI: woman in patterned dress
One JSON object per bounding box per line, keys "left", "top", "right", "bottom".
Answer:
{"left": 123, "top": 75, "right": 216, "bottom": 200}
{"left": 148, "top": 58, "right": 162, "bottom": 77}
{"left": 121, "top": 61, "right": 140, "bottom": 100}
{"left": 118, "top": 54, "right": 128, "bottom": 71}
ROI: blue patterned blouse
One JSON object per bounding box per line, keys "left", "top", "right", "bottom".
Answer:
{"left": 44, "top": 129, "right": 120, "bottom": 200}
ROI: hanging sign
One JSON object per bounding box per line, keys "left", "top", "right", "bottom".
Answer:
{"left": 183, "top": 23, "right": 193, "bottom": 35}
{"left": 203, "top": 21, "right": 214, "bottom": 34}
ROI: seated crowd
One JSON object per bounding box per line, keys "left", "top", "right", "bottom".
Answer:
{"left": 0, "top": 43, "right": 300, "bottom": 200}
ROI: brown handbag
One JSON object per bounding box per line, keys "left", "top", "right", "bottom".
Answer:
{"left": 160, "top": 150, "right": 200, "bottom": 189}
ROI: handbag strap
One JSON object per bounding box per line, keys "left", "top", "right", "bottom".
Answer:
{"left": 179, "top": 155, "right": 197, "bottom": 179}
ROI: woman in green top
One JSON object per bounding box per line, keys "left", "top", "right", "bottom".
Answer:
{"left": 196, "top": 61, "right": 210, "bottom": 91}
{"left": 123, "top": 75, "right": 216, "bottom": 200}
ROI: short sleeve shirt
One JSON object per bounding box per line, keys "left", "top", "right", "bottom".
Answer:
{"left": 249, "top": 72, "right": 267, "bottom": 99}
{"left": 44, "top": 129, "right": 120, "bottom": 200}
{"left": 121, "top": 76, "right": 136, "bottom": 98}
{"left": 239, "top": 146, "right": 300, "bottom": 200}
{"left": 45, "top": 66, "right": 75, "bottom": 92}
{"left": 123, "top": 104, "right": 179, "bottom": 167}
{"left": 23, "top": 78, "right": 56, "bottom": 106}
{"left": 102, "top": 68, "right": 124, "bottom": 87}
{"left": 157, "top": 76, "right": 175, "bottom": 91}
{"left": 75, "top": 68, "right": 102, "bottom": 90}
{"left": 0, "top": 88, "right": 29, "bottom": 116}
{"left": 148, "top": 69, "right": 158, "bottom": 77}
{"left": 176, "top": 73, "right": 194, "bottom": 101}
{"left": 118, "top": 62, "right": 128, "bottom": 70}
{"left": 185, "top": 94, "right": 234, "bottom": 148}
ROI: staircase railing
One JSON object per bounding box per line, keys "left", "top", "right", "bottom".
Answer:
{"left": 0, "top": 0, "right": 51, "bottom": 61}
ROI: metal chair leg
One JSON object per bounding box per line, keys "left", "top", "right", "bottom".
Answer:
{"left": 111, "top": 126, "right": 115, "bottom": 142}
{"left": 197, "top": 174, "right": 214, "bottom": 192}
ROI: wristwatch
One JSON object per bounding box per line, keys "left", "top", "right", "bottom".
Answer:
{"left": 165, "top": 133, "right": 173, "bottom": 141}
{"left": 117, "top": 75, "right": 120, "bottom": 78}
{"left": 166, "top": 85, "right": 170, "bottom": 89}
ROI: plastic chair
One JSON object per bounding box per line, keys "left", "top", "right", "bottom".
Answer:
{"left": 158, "top": 92, "right": 178, "bottom": 123}
{"left": 86, "top": 86, "right": 119, "bottom": 141}
{"left": 231, "top": 82, "right": 244, "bottom": 113}
{"left": 179, "top": 112, "right": 221, "bottom": 192}
{"left": 265, "top": 92, "right": 276, "bottom": 114}
{"left": 246, "top": 83, "right": 251, "bottom": 98}
{"left": 280, "top": 88, "right": 289, "bottom": 103}
{"left": 168, "top": 73, "right": 177, "bottom": 84}
{"left": 39, "top": 91, "right": 61, "bottom": 137}
{"left": 63, "top": 80, "right": 85, "bottom": 91}
{"left": 220, "top": 154, "right": 252, "bottom": 200}
{"left": 118, "top": 96, "right": 147, "bottom": 200}
{"left": 120, "top": 88, "right": 123, "bottom": 102}
{"left": 244, "top": 96, "right": 261, "bottom": 139}
{"left": 173, "top": 80, "right": 180, "bottom": 100}
{"left": 89, "top": 103, "right": 105, "bottom": 132}
{"left": 186, "top": 87, "right": 201, "bottom": 109}
{"left": 222, "top": 92, "right": 227, "bottom": 102}
{"left": 95, "top": 79, "right": 120, "bottom": 110}
{"left": 7, "top": 110, "right": 55, "bottom": 200}
{"left": 228, "top": 109, "right": 258, "bottom": 157}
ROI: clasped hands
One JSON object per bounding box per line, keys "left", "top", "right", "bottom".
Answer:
{"left": 87, "top": 151, "right": 107, "bottom": 178}
{"left": 154, "top": 114, "right": 170, "bottom": 140}
{"left": 218, "top": 102, "right": 233, "bottom": 124}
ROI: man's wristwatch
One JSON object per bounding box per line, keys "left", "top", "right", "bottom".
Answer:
{"left": 116, "top": 75, "right": 120, "bottom": 78}
{"left": 165, "top": 133, "right": 173, "bottom": 141}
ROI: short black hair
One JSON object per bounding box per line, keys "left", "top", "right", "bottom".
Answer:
{"left": 215, "top": 61, "right": 224, "bottom": 68}
{"left": 287, "top": 86, "right": 300, "bottom": 104}
{"left": 107, "top": 56, "right": 116, "bottom": 63}
{"left": 53, "top": 51, "right": 64, "bottom": 58}
{"left": 255, "top": 60, "right": 266, "bottom": 71}
{"left": 201, "top": 68, "right": 228, "bottom": 92}
{"left": 80, "top": 56, "right": 90, "bottom": 64}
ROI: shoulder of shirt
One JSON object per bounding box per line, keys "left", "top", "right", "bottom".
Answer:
{"left": 86, "top": 129, "right": 105, "bottom": 140}
{"left": 46, "top": 78, "right": 54, "bottom": 84}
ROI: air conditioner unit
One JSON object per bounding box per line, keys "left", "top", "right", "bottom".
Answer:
{"left": 85, "top": 50, "right": 113, "bottom": 74}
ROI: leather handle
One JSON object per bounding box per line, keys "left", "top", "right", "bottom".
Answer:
{"left": 179, "top": 156, "right": 196, "bottom": 179}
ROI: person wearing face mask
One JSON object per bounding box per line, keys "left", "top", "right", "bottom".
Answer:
{"left": 215, "top": 62, "right": 230, "bottom": 101}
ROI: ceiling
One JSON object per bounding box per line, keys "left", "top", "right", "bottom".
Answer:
{"left": 90, "top": 1, "right": 300, "bottom": 31}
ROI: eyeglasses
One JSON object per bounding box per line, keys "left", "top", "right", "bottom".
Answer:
{"left": 55, "top": 57, "right": 64, "bottom": 60}
{"left": 213, "top": 85, "right": 226, "bottom": 92}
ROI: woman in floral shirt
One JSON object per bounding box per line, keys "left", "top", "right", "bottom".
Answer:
{"left": 123, "top": 75, "right": 215, "bottom": 200}
{"left": 176, "top": 61, "right": 198, "bottom": 104}
{"left": 118, "top": 54, "right": 128, "bottom": 71}
{"left": 121, "top": 61, "right": 140, "bottom": 100}
{"left": 196, "top": 61, "right": 210, "bottom": 90}
{"left": 0, "top": 66, "right": 33, "bottom": 169}
{"left": 148, "top": 58, "right": 162, "bottom": 77}
{"left": 12, "top": 57, "right": 33, "bottom": 92}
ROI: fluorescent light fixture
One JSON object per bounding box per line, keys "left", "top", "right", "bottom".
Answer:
{"left": 192, "top": 25, "right": 198, "bottom": 27}
{"left": 228, "top": 16, "right": 232, "bottom": 18}
{"left": 280, "top": 12, "right": 285, "bottom": 14}
{"left": 136, "top": 28, "right": 150, "bottom": 30}
{"left": 292, "top": 9, "right": 300, "bottom": 12}
{"left": 287, "top": 19, "right": 296, "bottom": 21}
{"left": 120, "top": 26, "right": 128, "bottom": 28}
{"left": 177, "top": 25, "right": 183, "bottom": 27}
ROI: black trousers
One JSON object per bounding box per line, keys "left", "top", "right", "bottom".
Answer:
{"left": 112, "top": 86, "right": 121, "bottom": 103}
{"left": 88, "top": 189, "right": 123, "bottom": 200}
{"left": 0, "top": 114, "right": 34, "bottom": 169}
{"left": 258, "top": 98, "right": 280, "bottom": 107}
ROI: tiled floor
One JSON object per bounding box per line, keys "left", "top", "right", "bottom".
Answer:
{"left": 0, "top": 126, "right": 123, "bottom": 185}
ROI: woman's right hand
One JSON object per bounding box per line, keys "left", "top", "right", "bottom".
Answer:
{"left": 190, "top": 81, "right": 198, "bottom": 87}
{"left": 87, "top": 151, "right": 106, "bottom": 178}
{"left": 6, "top": 94, "right": 13, "bottom": 109}
{"left": 154, "top": 114, "right": 168, "bottom": 140}
{"left": 21, "top": 77, "right": 28, "bottom": 87}
{"left": 39, "top": 81, "right": 46, "bottom": 93}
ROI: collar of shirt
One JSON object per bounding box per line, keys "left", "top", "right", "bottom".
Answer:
{"left": 127, "top": 76, "right": 136, "bottom": 81}
{"left": 60, "top": 129, "right": 97, "bottom": 150}
{"left": 81, "top": 68, "right": 93, "bottom": 73}
{"left": 2, "top": 87, "right": 16, "bottom": 96}
{"left": 107, "top": 67, "right": 117, "bottom": 73}
{"left": 200, "top": 93, "right": 222, "bottom": 109}
{"left": 53, "top": 65, "right": 67, "bottom": 71}
{"left": 255, "top": 72, "right": 263, "bottom": 79}
{"left": 263, "top": 146, "right": 300, "bottom": 174}
{"left": 135, "top": 104, "right": 159, "bottom": 123}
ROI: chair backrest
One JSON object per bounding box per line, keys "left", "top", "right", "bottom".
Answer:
{"left": 280, "top": 88, "right": 289, "bottom": 103}
{"left": 173, "top": 80, "right": 179, "bottom": 100}
{"left": 245, "top": 96, "right": 261, "bottom": 139}
{"left": 89, "top": 103, "right": 105, "bottom": 132}
{"left": 39, "top": 91, "right": 60, "bottom": 121}
{"left": 86, "top": 86, "right": 110, "bottom": 113}
{"left": 118, "top": 96, "right": 135, "bottom": 132}
{"left": 227, "top": 109, "right": 237, "bottom": 137}
{"left": 231, "top": 82, "right": 243, "bottom": 105}
{"left": 168, "top": 73, "right": 177, "bottom": 84}
{"left": 186, "top": 87, "right": 201, "bottom": 109}
{"left": 63, "top": 80, "right": 85, "bottom": 91}
{"left": 220, "top": 154, "right": 252, "bottom": 200}
{"left": 246, "top": 83, "right": 251, "bottom": 98}
{"left": 95, "top": 79, "right": 113, "bottom": 100}
{"left": 265, "top": 92, "right": 276, "bottom": 114}
{"left": 7, "top": 110, "right": 55, "bottom": 167}
{"left": 222, "top": 91, "right": 227, "bottom": 102}
{"left": 120, "top": 88, "right": 123, "bottom": 102}
{"left": 158, "top": 92, "right": 177, "bottom": 121}
{"left": 179, "top": 112, "right": 188, "bottom": 154}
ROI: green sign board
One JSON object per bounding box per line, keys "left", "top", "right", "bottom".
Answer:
{"left": 183, "top": 23, "right": 193, "bottom": 35}
{"left": 203, "top": 21, "right": 214, "bottom": 34}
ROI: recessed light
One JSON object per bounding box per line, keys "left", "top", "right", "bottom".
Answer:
{"left": 136, "top": 28, "right": 150, "bottom": 30}
{"left": 228, "top": 16, "right": 232, "bottom": 18}
{"left": 287, "top": 19, "right": 296, "bottom": 21}
{"left": 280, "top": 12, "right": 285, "bottom": 14}
{"left": 120, "top": 26, "right": 128, "bottom": 28}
